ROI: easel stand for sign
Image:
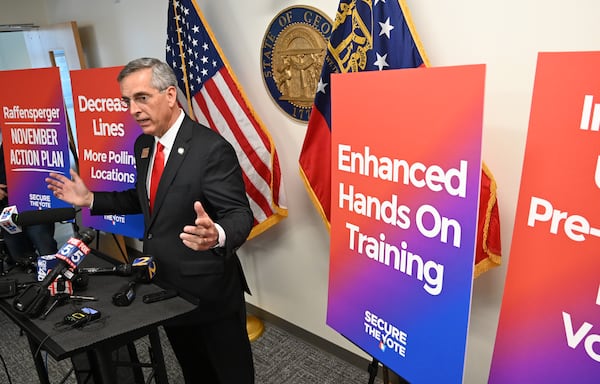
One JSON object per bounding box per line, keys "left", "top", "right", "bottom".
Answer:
{"left": 92, "top": 229, "right": 130, "bottom": 264}
{"left": 367, "top": 357, "right": 409, "bottom": 384}
{"left": 368, "top": 358, "right": 388, "bottom": 384}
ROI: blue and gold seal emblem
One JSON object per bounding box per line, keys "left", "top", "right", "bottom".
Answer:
{"left": 261, "top": 6, "right": 333, "bottom": 122}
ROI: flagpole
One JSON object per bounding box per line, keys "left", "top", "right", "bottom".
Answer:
{"left": 171, "top": 0, "right": 195, "bottom": 120}
{"left": 246, "top": 314, "right": 264, "bottom": 341}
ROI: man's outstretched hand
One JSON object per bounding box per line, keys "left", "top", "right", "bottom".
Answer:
{"left": 46, "top": 168, "right": 94, "bottom": 208}
{"left": 180, "top": 201, "right": 219, "bottom": 251}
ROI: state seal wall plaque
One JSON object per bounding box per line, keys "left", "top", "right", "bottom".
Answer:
{"left": 261, "top": 6, "right": 333, "bottom": 122}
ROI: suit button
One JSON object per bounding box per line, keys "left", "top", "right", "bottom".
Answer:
{"left": 147, "top": 233, "right": 153, "bottom": 240}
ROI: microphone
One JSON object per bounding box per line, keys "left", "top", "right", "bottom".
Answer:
{"left": 43, "top": 229, "right": 95, "bottom": 284}
{"left": 13, "top": 229, "right": 96, "bottom": 316}
{"left": 130, "top": 256, "right": 157, "bottom": 283}
{"left": 79, "top": 264, "right": 134, "bottom": 276}
{"left": 112, "top": 280, "right": 137, "bottom": 307}
{"left": 112, "top": 256, "right": 156, "bottom": 306}
{"left": 13, "top": 207, "right": 76, "bottom": 226}
{"left": 0, "top": 206, "right": 76, "bottom": 234}
{"left": 0, "top": 206, "right": 20, "bottom": 234}
{"left": 80, "top": 256, "right": 158, "bottom": 277}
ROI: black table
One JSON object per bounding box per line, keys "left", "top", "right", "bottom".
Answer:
{"left": 0, "top": 250, "right": 196, "bottom": 383}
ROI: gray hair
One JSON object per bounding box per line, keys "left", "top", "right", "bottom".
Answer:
{"left": 117, "top": 57, "right": 177, "bottom": 91}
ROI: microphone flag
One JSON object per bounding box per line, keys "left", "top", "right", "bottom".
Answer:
{"left": 0, "top": 206, "right": 21, "bottom": 234}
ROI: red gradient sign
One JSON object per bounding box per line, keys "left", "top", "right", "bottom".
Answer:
{"left": 0, "top": 67, "right": 71, "bottom": 211}
{"left": 490, "top": 51, "right": 600, "bottom": 383}
{"left": 328, "top": 65, "right": 484, "bottom": 383}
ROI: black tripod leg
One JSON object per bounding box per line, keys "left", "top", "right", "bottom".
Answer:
{"left": 368, "top": 358, "right": 379, "bottom": 384}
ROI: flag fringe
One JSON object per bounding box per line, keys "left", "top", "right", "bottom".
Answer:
{"left": 299, "top": 166, "right": 331, "bottom": 232}
{"left": 398, "top": 0, "right": 431, "bottom": 68}
{"left": 474, "top": 162, "right": 502, "bottom": 278}
{"left": 248, "top": 207, "right": 288, "bottom": 240}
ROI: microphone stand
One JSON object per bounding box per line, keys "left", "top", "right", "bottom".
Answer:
{"left": 0, "top": 232, "right": 34, "bottom": 276}
{"left": 0, "top": 233, "right": 9, "bottom": 276}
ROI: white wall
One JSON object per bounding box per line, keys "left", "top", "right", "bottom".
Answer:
{"left": 4, "top": 0, "right": 600, "bottom": 382}
{"left": 0, "top": 32, "right": 31, "bottom": 69}
{"left": 0, "top": 0, "right": 47, "bottom": 26}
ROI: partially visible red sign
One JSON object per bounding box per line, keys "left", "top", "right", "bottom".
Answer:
{"left": 490, "top": 51, "right": 600, "bottom": 383}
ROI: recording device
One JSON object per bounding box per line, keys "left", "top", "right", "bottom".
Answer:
{"left": 0, "top": 278, "right": 35, "bottom": 298}
{"left": 12, "top": 229, "right": 96, "bottom": 317}
{"left": 143, "top": 289, "right": 177, "bottom": 304}
{"left": 62, "top": 306, "right": 101, "bottom": 328}
{"left": 112, "top": 256, "right": 156, "bottom": 306}
{"left": 0, "top": 206, "right": 76, "bottom": 234}
{"left": 0, "top": 278, "right": 18, "bottom": 298}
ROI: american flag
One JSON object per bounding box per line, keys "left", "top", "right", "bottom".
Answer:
{"left": 166, "top": 0, "right": 287, "bottom": 239}
{"left": 299, "top": 0, "right": 501, "bottom": 275}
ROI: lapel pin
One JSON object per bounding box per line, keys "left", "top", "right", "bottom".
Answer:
{"left": 178, "top": 147, "right": 185, "bottom": 155}
{"left": 141, "top": 147, "right": 150, "bottom": 158}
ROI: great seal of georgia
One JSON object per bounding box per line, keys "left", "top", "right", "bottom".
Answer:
{"left": 261, "top": 6, "right": 333, "bottom": 122}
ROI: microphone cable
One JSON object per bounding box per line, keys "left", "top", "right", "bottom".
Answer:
{"left": 0, "top": 350, "right": 13, "bottom": 384}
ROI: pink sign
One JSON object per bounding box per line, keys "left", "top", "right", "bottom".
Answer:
{"left": 328, "top": 64, "right": 485, "bottom": 382}
{"left": 489, "top": 51, "right": 600, "bottom": 383}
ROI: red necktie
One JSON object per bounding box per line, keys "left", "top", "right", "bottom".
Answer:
{"left": 149, "top": 142, "right": 164, "bottom": 212}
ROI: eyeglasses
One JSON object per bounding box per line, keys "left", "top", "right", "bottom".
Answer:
{"left": 121, "top": 88, "right": 167, "bottom": 108}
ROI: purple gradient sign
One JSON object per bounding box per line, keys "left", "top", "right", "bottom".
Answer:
{"left": 0, "top": 67, "right": 71, "bottom": 212}
{"left": 328, "top": 65, "right": 485, "bottom": 382}
{"left": 70, "top": 66, "right": 143, "bottom": 238}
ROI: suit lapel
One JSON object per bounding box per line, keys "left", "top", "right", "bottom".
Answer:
{"left": 136, "top": 135, "right": 154, "bottom": 217}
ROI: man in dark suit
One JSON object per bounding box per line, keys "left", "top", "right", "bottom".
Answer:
{"left": 46, "top": 57, "right": 255, "bottom": 383}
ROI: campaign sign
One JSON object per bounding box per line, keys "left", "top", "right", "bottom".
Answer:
{"left": 328, "top": 64, "right": 484, "bottom": 382}
{"left": 489, "top": 52, "right": 600, "bottom": 383}
{"left": 70, "top": 66, "right": 143, "bottom": 238}
{"left": 0, "top": 67, "right": 71, "bottom": 211}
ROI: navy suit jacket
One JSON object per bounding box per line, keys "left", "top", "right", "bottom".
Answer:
{"left": 91, "top": 116, "right": 253, "bottom": 319}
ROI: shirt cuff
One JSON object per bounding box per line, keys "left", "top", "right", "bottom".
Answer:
{"left": 213, "top": 223, "right": 225, "bottom": 248}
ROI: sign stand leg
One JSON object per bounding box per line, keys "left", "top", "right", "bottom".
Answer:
{"left": 367, "top": 357, "right": 409, "bottom": 384}
{"left": 367, "top": 357, "right": 379, "bottom": 384}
